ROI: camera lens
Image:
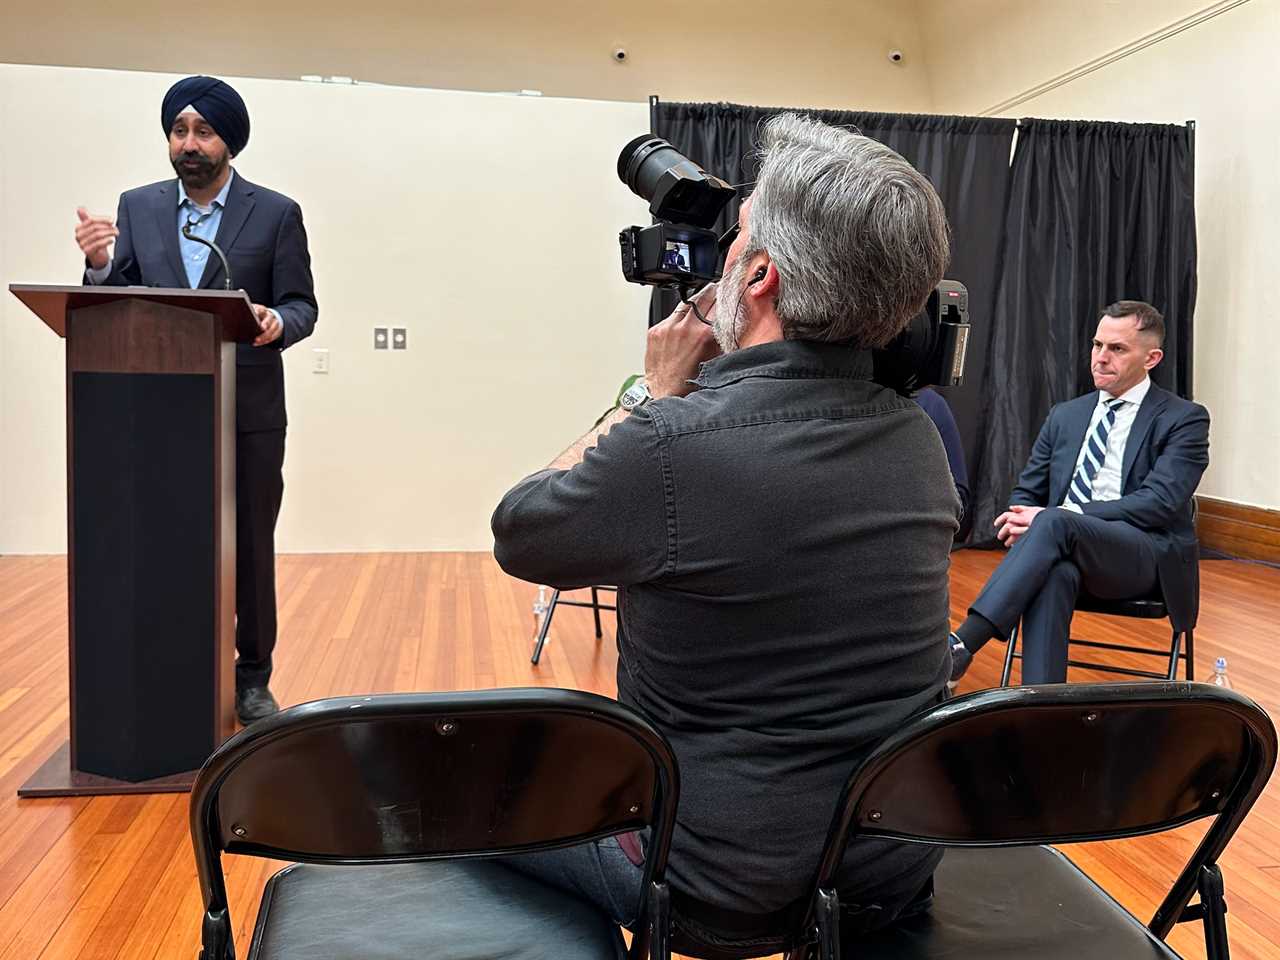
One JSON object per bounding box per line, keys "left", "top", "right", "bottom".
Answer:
{"left": 617, "top": 136, "right": 678, "bottom": 196}
{"left": 617, "top": 136, "right": 736, "bottom": 229}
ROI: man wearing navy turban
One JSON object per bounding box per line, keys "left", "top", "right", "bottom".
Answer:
{"left": 74, "top": 75, "right": 319, "bottom": 725}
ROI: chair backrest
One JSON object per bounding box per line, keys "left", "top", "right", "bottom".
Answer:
{"left": 808, "top": 682, "right": 1275, "bottom": 939}
{"left": 190, "top": 688, "right": 680, "bottom": 954}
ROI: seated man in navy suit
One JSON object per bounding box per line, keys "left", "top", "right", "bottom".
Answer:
{"left": 949, "top": 301, "right": 1208, "bottom": 685}
{"left": 73, "top": 75, "right": 319, "bottom": 723}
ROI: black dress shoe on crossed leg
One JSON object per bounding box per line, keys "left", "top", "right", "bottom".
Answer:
{"left": 236, "top": 685, "right": 280, "bottom": 725}
{"left": 947, "top": 632, "right": 973, "bottom": 691}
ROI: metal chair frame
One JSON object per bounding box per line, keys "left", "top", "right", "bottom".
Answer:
{"left": 190, "top": 688, "right": 680, "bottom": 960}
{"left": 789, "top": 682, "right": 1276, "bottom": 960}
{"left": 1002, "top": 503, "right": 1202, "bottom": 686}
{"left": 531, "top": 586, "right": 618, "bottom": 664}
{"left": 1000, "top": 592, "right": 1194, "bottom": 685}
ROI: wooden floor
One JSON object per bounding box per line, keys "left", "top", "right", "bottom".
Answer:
{"left": 0, "top": 549, "right": 1277, "bottom": 959}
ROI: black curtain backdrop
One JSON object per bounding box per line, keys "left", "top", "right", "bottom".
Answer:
{"left": 969, "top": 119, "right": 1197, "bottom": 546}
{"left": 651, "top": 101, "right": 1017, "bottom": 536}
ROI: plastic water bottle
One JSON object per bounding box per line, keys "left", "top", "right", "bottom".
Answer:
{"left": 1212, "top": 657, "right": 1232, "bottom": 689}
{"left": 531, "top": 585, "right": 550, "bottom": 638}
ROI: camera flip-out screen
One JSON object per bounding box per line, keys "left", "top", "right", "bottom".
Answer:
{"left": 662, "top": 241, "right": 692, "bottom": 272}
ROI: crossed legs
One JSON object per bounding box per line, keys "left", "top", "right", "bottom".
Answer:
{"left": 958, "top": 509, "right": 1159, "bottom": 683}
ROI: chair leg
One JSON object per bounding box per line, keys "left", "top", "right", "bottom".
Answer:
{"left": 814, "top": 888, "right": 841, "bottom": 960}
{"left": 1000, "top": 624, "right": 1018, "bottom": 687}
{"left": 1167, "top": 628, "right": 1185, "bottom": 681}
{"left": 1197, "top": 863, "right": 1230, "bottom": 960}
{"left": 1186, "top": 628, "right": 1195, "bottom": 682}
{"left": 199, "top": 908, "right": 232, "bottom": 960}
{"left": 530, "top": 589, "right": 561, "bottom": 665}
{"left": 649, "top": 880, "right": 671, "bottom": 960}
{"left": 591, "top": 586, "right": 604, "bottom": 639}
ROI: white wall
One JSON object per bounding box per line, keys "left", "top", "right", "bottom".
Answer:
{"left": 920, "top": 0, "right": 1280, "bottom": 510}
{"left": 0, "top": 64, "right": 652, "bottom": 553}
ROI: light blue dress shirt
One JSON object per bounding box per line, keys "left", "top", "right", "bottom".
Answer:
{"left": 84, "top": 170, "right": 234, "bottom": 289}
{"left": 177, "top": 169, "right": 234, "bottom": 288}
{"left": 85, "top": 169, "right": 282, "bottom": 337}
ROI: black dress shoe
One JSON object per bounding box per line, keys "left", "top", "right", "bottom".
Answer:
{"left": 947, "top": 633, "right": 973, "bottom": 690}
{"left": 236, "top": 686, "right": 280, "bottom": 725}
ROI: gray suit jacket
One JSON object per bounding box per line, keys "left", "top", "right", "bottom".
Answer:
{"left": 1009, "top": 382, "right": 1209, "bottom": 629}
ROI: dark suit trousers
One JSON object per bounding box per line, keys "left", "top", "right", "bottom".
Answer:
{"left": 235, "top": 428, "right": 286, "bottom": 688}
{"left": 970, "top": 509, "right": 1158, "bottom": 683}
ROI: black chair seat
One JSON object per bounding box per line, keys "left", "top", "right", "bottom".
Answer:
{"left": 1074, "top": 592, "right": 1169, "bottom": 619}
{"left": 248, "top": 860, "right": 627, "bottom": 960}
{"left": 852, "top": 846, "right": 1181, "bottom": 960}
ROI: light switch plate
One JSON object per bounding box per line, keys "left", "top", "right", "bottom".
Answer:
{"left": 373, "top": 327, "right": 389, "bottom": 350}
{"left": 392, "top": 327, "right": 407, "bottom": 350}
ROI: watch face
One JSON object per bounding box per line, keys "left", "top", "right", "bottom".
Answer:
{"left": 621, "top": 383, "right": 650, "bottom": 409}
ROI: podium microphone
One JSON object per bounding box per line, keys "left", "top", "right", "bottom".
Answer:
{"left": 181, "top": 220, "right": 234, "bottom": 290}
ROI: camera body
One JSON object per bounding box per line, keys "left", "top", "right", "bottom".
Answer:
{"left": 615, "top": 134, "right": 971, "bottom": 393}
{"left": 617, "top": 135, "right": 736, "bottom": 294}
{"left": 873, "top": 280, "right": 971, "bottom": 391}
{"left": 619, "top": 223, "right": 723, "bottom": 287}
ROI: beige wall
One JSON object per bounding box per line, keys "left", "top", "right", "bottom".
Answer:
{"left": 920, "top": 0, "right": 1279, "bottom": 510}
{"left": 916, "top": 0, "right": 1230, "bottom": 116}
{"left": 0, "top": 64, "right": 654, "bottom": 554}
{"left": 1, "top": 0, "right": 935, "bottom": 113}
{"left": 0, "top": 5, "right": 942, "bottom": 556}
{"left": 4, "top": 1, "right": 1276, "bottom": 555}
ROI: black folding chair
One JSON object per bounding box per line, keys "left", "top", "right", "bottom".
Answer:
{"left": 531, "top": 586, "right": 618, "bottom": 664}
{"left": 777, "top": 682, "right": 1275, "bottom": 960}
{"left": 668, "top": 683, "right": 1274, "bottom": 960}
{"left": 190, "top": 688, "right": 680, "bottom": 960}
{"left": 1000, "top": 568, "right": 1197, "bottom": 685}
{"left": 1001, "top": 513, "right": 1200, "bottom": 686}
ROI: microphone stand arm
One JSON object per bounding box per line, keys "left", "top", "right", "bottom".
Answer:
{"left": 180, "top": 224, "right": 234, "bottom": 291}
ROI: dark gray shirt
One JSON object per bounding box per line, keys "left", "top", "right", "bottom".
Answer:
{"left": 493, "top": 339, "right": 957, "bottom": 914}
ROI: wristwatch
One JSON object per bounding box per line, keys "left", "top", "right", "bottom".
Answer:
{"left": 619, "top": 380, "right": 653, "bottom": 411}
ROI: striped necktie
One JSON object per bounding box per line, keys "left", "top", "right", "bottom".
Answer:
{"left": 1067, "top": 397, "right": 1126, "bottom": 506}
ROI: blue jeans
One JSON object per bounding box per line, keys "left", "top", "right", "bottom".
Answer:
{"left": 503, "top": 834, "right": 645, "bottom": 927}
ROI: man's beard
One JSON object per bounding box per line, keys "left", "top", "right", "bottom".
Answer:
{"left": 712, "top": 256, "right": 750, "bottom": 352}
{"left": 170, "top": 150, "right": 227, "bottom": 189}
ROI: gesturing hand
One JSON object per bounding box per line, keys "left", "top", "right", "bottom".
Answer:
{"left": 75, "top": 207, "right": 118, "bottom": 270}
{"left": 993, "top": 504, "right": 1045, "bottom": 548}
{"left": 644, "top": 285, "right": 721, "bottom": 399}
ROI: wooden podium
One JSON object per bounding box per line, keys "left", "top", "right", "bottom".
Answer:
{"left": 9, "top": 285, "right": 260, "bottom": 797}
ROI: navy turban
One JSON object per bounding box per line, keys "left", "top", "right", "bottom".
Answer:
{"left": 161, "top": 76, "right": 250, "bottom": 157}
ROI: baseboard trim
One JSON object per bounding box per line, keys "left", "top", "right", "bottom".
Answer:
{"left": 1196, "top": 496, "right": 1280, "bottom": 564}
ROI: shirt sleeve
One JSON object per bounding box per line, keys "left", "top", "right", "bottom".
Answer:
{"left": 84, "top": 261, "right": 112, "bottom": 285}
{"left": 491, "top": 407, "right": 672, "bottom": 590}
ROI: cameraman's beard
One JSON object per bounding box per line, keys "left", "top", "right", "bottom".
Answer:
{"left": 712, "top": 257, "right": 750, "bottom": 352}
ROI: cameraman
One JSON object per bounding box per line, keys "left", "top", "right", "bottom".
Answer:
{"left": 492, "top": 114, "right": 957, "bottom": 940}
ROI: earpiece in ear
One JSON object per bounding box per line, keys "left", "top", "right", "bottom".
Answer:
{"left": 748, "top": 267, "right": 768, "bottom": 285}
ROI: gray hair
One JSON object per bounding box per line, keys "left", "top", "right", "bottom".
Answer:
{"left": 746, "top": 113, "right": 951, "bottom": 348}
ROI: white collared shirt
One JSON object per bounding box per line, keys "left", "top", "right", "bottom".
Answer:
{"left": 1060, "top": 376, "right": 1151, "bottom": 510}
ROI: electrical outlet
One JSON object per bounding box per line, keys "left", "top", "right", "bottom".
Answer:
{"left": 373, "top": 327, "right": 389, "bottom": 350}
{"left": 392, "top": 327, "right": 408, "bottom": 350}
{"left": 312, "top": 348, "right": 330, "bottom": 374}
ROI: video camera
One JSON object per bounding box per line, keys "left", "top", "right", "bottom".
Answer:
{"left": 616, "top": 135, "right": 971, "bottom": 392}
